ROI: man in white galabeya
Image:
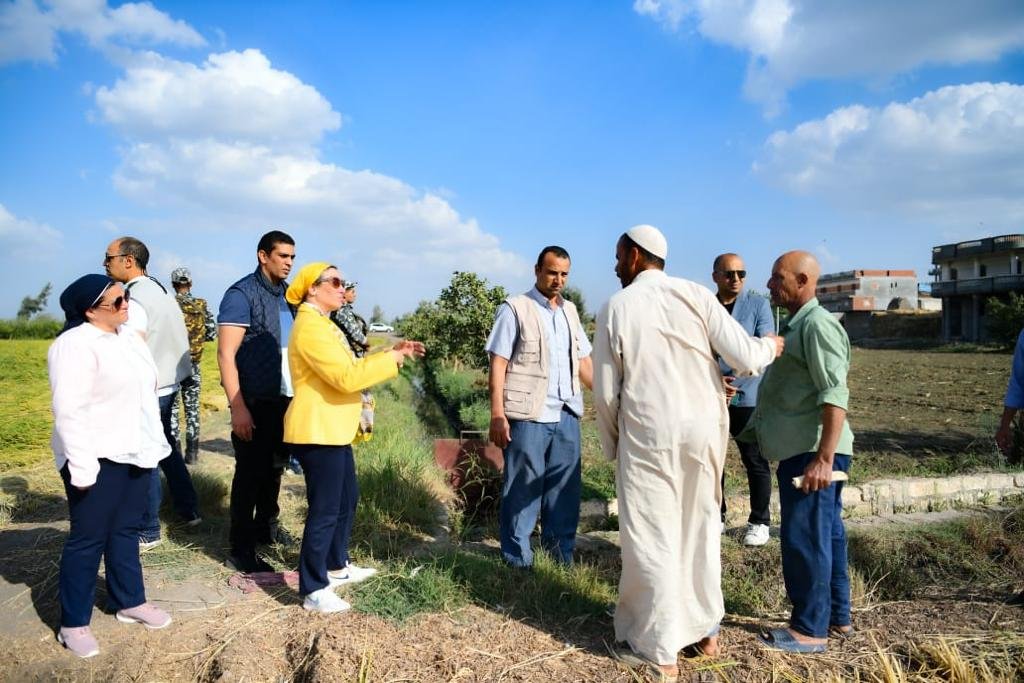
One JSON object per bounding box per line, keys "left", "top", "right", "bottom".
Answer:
{"left": 593, "top": 225, "right": 783, "bottom": 681}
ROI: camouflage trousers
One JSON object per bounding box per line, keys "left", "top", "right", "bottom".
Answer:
{"left": 171, "top": 362, "right": 202, "bottom": 445}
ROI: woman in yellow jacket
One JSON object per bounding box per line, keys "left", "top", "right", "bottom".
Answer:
{"left": 284, "top": 262, "right": 424, "bottom": 614}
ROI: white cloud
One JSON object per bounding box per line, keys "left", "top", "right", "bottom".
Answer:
{"left": 0, "top": 202, "right": 63, "bottom": 259}
{"left": 95, "top": 50, "right": 339, "bottom": 148}
{"left": 0, "top": 0, "right": 204, "bottom": 66}
{"left": 109, "top": 138, "right": 525, "bottom": 274}
{"left": 90, "top": 48, "right": 526, "bottom": 309}
{"left": 634, "top": 0, "right": 1024, "bottom": 114}
{"left": 754, "top": 82, "right": 1024, "bottom": 227}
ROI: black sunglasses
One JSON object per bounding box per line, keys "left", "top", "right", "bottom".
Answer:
{"left": 103, "top": 253, "right": 129, "bottom": 265}
{"left": 717, "top": 270, "right": 746, "bottom": 280}
{"left": 93, "top": 291, "right": 131, "bottom": 310}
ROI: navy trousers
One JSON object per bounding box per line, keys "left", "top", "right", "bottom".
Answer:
{"left": 293, "top": 444, "right": 358, "bottom": 596}
{"left": 60, "top": 460, "right": 149, "bottom": 627}
{"left": 141, "top": 391, "right": 200, "bottom": 541}
{"left": 777, "top": 452, "right": 852, "bottom": 638}
{"left": 500, "top": 409, "right": 582, "bottom": 567}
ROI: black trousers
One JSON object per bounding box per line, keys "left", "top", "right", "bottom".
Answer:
{"left": 228, "top": 396, "right": 288, "bottom": 554}
{"left": 721, "top": 405, "right": 773, "bottom": 526}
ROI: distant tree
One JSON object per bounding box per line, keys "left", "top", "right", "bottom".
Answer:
{"left": 987, "top": 293, "right": 1024, "bottom": 346}
{"left": 17, "top": 282, "right": 52, "bottom": 320}
{"left": 370, "top": 304, "right": 385, "bottom": 324}
{"left": 562, "top": 285, "right": 594, "bottom": 327}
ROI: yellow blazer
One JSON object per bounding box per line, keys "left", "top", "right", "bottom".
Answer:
{"left": 284, "top": 303, "right": 398, "bottom": 445}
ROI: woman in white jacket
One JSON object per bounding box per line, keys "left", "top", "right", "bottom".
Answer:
{"left": 49, "top": 274, "right": 173, "bottom": 658}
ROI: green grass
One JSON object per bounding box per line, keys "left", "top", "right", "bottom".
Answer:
{"left": 0, "top": 340, "right": 54, "bottom": 471}
{"left": 847, "top": 506, "right": 1024, "bottom": 600}
{"left": 444, "top": 546, "right": 617, "bottom": 625}
{"left": 715, "top": 504, "right": 1024, "bottom": 619}
{"left": 351, "top": 560, "right": 467, "bottom": 623}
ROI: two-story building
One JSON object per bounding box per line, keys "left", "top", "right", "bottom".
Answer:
{"left": 817, "top": 269, "right": 920, "bottom": 313}
{"left": 931, "top": 234, "right": 1024, "bottom": 341}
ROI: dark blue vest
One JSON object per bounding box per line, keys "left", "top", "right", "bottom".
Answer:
{"left": 228, "top": 268, "right": 293, "bottom": 402}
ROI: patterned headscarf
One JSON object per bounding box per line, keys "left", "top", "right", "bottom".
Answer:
{"left": 285, "top": 262, "right": 332, "bottom": 305}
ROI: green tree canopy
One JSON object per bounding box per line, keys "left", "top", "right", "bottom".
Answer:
{"left": 17, "top": 282, "right": 52, "bottom": 320}
{"left": 396, "top": 271, "right": 507, "bottom": 368}
{"left": 987, "top": 293, "right": 1024, "bottom": 346}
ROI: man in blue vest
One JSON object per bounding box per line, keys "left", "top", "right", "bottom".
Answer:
{"left": 485, "top": 246, "right": 593, "bottom": 568}
{"left": 714, "top": 252, "right": 775, "bottom": 546}
{"left": 217, "top": 230, "right": 296, "bottom": 573}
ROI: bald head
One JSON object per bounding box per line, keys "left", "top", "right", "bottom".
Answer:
{"left": 768, "top": 250, "right": 820, "bottom": 314}
{"left": 777, "top": 250, "right": 820, "bottom": 285}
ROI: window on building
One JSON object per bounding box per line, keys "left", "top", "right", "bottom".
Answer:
{"left": 979, "top": 264, "right": 987, "bottom": 277}
{"left": 951, "top": 267, "right": 958, "bottom": 281}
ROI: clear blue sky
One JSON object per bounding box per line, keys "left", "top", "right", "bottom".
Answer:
{"left": 2, "top": 0, "right": 1023, "bottom": 319}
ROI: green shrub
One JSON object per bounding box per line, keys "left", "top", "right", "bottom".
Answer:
{"left": 987, "top": 292, "right": 1024, "bottom": 346}
{"left": 0, "top": 317, "right": 62, "bottom": 340}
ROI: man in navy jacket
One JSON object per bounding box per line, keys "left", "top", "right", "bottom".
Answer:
{"left": 714, "top": 253, "right": 775, "bottom": 546}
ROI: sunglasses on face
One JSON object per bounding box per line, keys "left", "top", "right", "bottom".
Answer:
{"left": 717, "top": 270, "right": 747, "bottom": 280}
{"left": 93, "top": 291, "right": 130, "bottom": 310}
{"left": 103, "top": 253, "right": 129, "bottom": 265}
{"left": 315, "top": 276, "right": 344, "bottom": 290}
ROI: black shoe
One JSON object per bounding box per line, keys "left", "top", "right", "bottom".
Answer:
{"left": 226, "top": 551, "right": 275, "bottom": 574}
{"left": 255, "top": 523, "right": 294, "bottom": 546}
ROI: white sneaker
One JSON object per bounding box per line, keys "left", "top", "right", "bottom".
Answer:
{"left": 302, "top": 588, "right": 351, "bottom": 614}
{"left": 328, "top": 563, "right": 377, "bottom": 587}
{"left": 138, "top": 538, "right": 163, "bottom": 552}
{"left": 743, "top": 523, "right": 770, "bottom": 546}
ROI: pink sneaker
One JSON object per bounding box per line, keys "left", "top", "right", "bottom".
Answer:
{"left": 57, "top": 626, "right": 100, "bottom": 658}
{"left": 116, "top": 603, "right": 172, "bottom": 630}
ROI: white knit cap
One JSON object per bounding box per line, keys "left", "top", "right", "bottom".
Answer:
{"left": 625, "top": 224, "right": 668, "bottom": 260}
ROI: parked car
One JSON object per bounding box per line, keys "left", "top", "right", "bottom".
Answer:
{"left": 368, "top": 322, "right": 394, "bottom": 333}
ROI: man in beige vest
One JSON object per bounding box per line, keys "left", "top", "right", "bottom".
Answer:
{"left": 486, "top": 246, "right": 593, "bottom": 568}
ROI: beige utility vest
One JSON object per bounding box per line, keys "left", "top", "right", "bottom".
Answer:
{"left": 502, "top": 293, "right": 583, "bottom": 421}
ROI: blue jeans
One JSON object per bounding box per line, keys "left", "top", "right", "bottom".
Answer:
{"left": 293, "top": 444, "right": 358, "bottom": 595}
{"left": 777, "top": 452, "right": 852, "bottom": 638}
{"left": 60, "top": 461, "right": 148, "bottom": 627}
{"left": 500, "top": 409, "right": 581, "bottom": 567}
{"left": 140, "top": 391, "right": 200, "bottom": 541}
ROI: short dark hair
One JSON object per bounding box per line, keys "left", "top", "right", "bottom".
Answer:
{"left": 713, "top": 252, "right": 739, "bottom": 272}
{"left": 117, "top": 236, "right": 150, "bottom": 270}
{"left": 620, "top": 234, "right": 665, "bottom": 270}
{"left": 536, "top": 245, "right": 570, "bottom": 268}
{"left": 257, "top": 230, "right": 295, "bottom": 256}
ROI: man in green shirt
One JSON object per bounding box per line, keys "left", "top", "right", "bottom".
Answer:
{"left": 752, "top": 250, "right": 854, "bottom": 654}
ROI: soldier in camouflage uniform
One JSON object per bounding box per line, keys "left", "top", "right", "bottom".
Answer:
{"left": 170, "top": 267, "right": 217, "bottom": 464}
{"left": 329, "top": 280, "right": 375, "bottom": 437}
